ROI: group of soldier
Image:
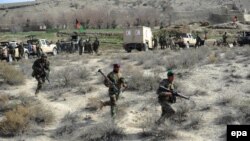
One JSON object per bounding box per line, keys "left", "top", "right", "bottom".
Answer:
{"left": 56, "top": 37, "right": 100, "bottom": 55}
{"left": 32, "top": 53, "right": 181, "bottom": 124}
{"left": 0, "top": 42, "right": 25, "bottom": 61}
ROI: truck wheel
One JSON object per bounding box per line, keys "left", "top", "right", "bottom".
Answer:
{"left": 53, "top": 48, "right": 57, "bottom": 56}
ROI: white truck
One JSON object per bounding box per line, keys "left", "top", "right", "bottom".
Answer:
{"left": 175, "top": 33, "right": 197, "bottom": 48}
{"left": 27, "top": 39, "right": 57, "bottom": 56}
{"left": 123, "top": 26, "right": 153, "bottom": 52}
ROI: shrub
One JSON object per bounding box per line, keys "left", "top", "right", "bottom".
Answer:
{"left": 216, "top": 95, "right": 235, "bottom": 106}
{"left": 126, "top": 71, "right": 161, "bottom": 93}
{"left": 0, "top": 97, "right": 54, "bottom": 137}
{"left": 0, "top": 94, "right": 9, "bottom": 111}
{"left": 45, "top": 66, "right": 91, "bottom": 89}
{"left": 79, "top": 121, "right": 125, "bottom": 141}
{"left": 0, "top": 62, "right": 25, "bottom": 85}
{"left": 183, "top": 115, "right": 202, "bottom": 130}
{"left": 215, "top": 114, "right": 238, "bottom": 125}
{"left": 0, "top": 105, "right": 30, "bottom": 136}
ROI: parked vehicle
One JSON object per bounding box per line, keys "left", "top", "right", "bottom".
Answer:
{"left": 26, "top": 39, "right": 57, "bottom": 56}
{"left": 237, "top": 31, "right": 250, "bottom": 46}
{"left": 123, "top": 26, "right": 153, "bottom": 52}
{"left": 175, "top": 33, "right": 197, "bottom": 48}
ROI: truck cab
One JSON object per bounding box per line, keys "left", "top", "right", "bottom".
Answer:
{"left": 175, "top": 33, "right": 197, "bottom": 47}
{"left": 123, "top": 26, "right": 153, "bottom": 52}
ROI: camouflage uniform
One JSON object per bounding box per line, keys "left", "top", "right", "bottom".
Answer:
{"left": 78, "top": 38, "right": 84, "bottom": 55}
{"left": 102, "top": 72, "right": 126, "bottom": 118}
{"left": 8, "top": 44, "right": 16, "bottom": 61}
{"left": 93, "top": 38, "right": 100, "bottom": 54}
{"left": 156, "top": 79, "right": 176, "bottom": 123}
{"left": 18, "top": 43, "right": 24, "bottom": 59}
{"left": 32, "top": 55, "right": 50, "bottom": 95}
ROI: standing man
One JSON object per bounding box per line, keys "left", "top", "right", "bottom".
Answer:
{"left": 18, "top": 42, "right": 24, "bottom": 59}
{"left": 100, "top": 64, "right": 127, "bottom": 118}
{"left": 36, "top": 42, "right": 42, "bottom": 58}
{"left": 93, "top": 37, "right": 100, "bottom": 54}
{"left": 8, "top": 43, "right": 16, "bottom": 61}
{"left": 153, "top": 37, "right": 158, "bottom": 49}
{"left": 156, "top": 70, "right": 176, "bottom": 124}
{"left": 32, "top": 54, "right": 50, "bottom": 95}
{"left": 222, "top": 32, "right": 228, "bottom": 45}
{"left": 78, "top": 38, "right": 84, "bottom": 55}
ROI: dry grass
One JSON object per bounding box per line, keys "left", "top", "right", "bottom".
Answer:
{"left": 79, "top": 121, "right": 125, "bottom": 141}
{"left": 125, "top": 71, "right": 161, "bottom": 94}
{"left": 215, "top": 114, "right": 239, "bottom": 125}
{"left": 0, "top": 105, "right": 30, "bottom": 136}
{"left": 44, "top": 66, "right": 91, "bottom": 90}
{"left": 0, "top": 94, "right": 9, "bottom": 111}
{"left": 183, "top": 115, "right": 203, "bottom": 130}
{"left": 85, "top": 97, "right": 101, "bottom": 111}
{"left": 0, "top": 62, "right": 25, "bottom": 85}
{"left": 0, "top": 95, "right": 54, "bottom": 137}
{"left": 216, "top": 95, "right": 235, "bottom": 106}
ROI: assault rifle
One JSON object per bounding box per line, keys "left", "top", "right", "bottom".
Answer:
{"left": 159, "top": 86, "right": 190, "bottom": 100}
{"left": 98, "top": 69, "right": 119, "bottom": 93}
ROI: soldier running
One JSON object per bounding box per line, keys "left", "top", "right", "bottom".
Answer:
{"left": 32, "top": 54, "right": 50, "bottom": 95}
{"left": 100, "top": 64, "right": 127, "bottom": 118}
{"left": 156, "top": 70, "right": 176, "bottom": 124}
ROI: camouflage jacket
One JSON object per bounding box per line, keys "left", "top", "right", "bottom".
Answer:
{"left": 32, "top": 59, "right": 50, "bottom": 76}
{"left": 157, "top": 79, "right": 174, "bottom": 102}
{"left": 105, "top": 72, "right": 125, "bottom": 95}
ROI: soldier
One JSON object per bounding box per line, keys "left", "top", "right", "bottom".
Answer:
{"left": 8, "top": 43, "right": 16, "bottom": 61}
{"left": 156, "top": 70, "right": 176, "bottom": 124}
{"left": 100, "top": 64, "right": 127, "bottom": 118}
{"left": 32, "top": 54, "right": 50, "bottom": 95}
{"left": 85, "top": 39, "right": 93, "bottom": 54}
{"left": 222, "top": 32, "right": 228, "bottom": 45}
{"left": 93, "top": 37, "right": 100, "bottom": 54}
{"left": 18, "top": 42, "right": 24, "bottom": 59}
{"left": 36, "top": 42, "right": 42, "bottom": 58}
{"left": 78, "top": 38, "right": 84, "bottom": 55}
{"left": 153, "top": 37, "right": 158, "bottom": 49}
{"left": 195, "top": 34, "right": 202, "bottom": 48}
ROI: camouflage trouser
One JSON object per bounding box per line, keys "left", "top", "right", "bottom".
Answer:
{"left": 35, "top": 75, "right": 45, "bottom": 92}
{"left": 103, "top": 94, "right": 119, "bottom": 118}
{"left": 9, "top": 49, "right": 15, "bottom": 61}
{"left": 157, "top": 101, "right": 175, "bottom": 124}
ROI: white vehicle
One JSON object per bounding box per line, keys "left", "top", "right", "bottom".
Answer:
{"left": 175, "top": 33, "right": 197, "bottom": 47}
{"left": 123, "top": 26, "right": 153, "bottom": 52}
{"left": 27, "top": 39, "right": 57, "bottom": 55}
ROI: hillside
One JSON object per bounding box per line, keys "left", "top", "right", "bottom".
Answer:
{"left": 0, "top": 0, "right": 250, "bottom": 28}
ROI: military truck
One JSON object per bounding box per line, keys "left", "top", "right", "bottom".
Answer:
{"left": 237, "top": 31, "right": 250, "bottom": 46}
{"left": 123, "top": 26, "right": 153, "bottom": 52}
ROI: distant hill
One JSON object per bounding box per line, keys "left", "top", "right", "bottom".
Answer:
{"left": 0, "top": 0, "right": 249, "bottom": 30}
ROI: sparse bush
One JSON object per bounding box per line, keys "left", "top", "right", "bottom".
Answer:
{"left": 79, "top": 121, "right": 125, "bottom": 141}
{"left": 225, "top": 50, "right": 236, "bottom": 60}
{"left": 29, "top": 104, "right": 54, "bottom": 125}
{"left": 215, "top": 114, "right": 239, "bottom": 125}
{"left": 45, "top": 66, "right": 91, "bottom": 89}
{"left": 0, "top": 105, "right": 30, "bottom": 136}
{"left": 246, "top": 73, "right": 250, "bottom": 80}
{"left": 183, "top": 115, "right": 202, "bottom": 130}
{"left": 151, "top": 123, "right": 177, "bottom": 140}
{"left": 0, "top": 94, "right": 9, "bottom": 111}
{"left": 172, "top": 102, "right": 190, "bottom": 123}
{"left": 0, "top": 62, "right": 25, "bottom": 85}
{"left": 193, "top": 89, "right": 208, "bottom": 96}
{"left": 0, "top": 95, "right": 54, "bottom": 137}
{"left": 216, "top": 95, "right": 235, "bottom": 106}
{"left": 126, "top": 71, "right": 161, "bottom": 93}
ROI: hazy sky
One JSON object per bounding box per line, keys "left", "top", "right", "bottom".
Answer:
{"left": 0, "top": 0, "right": 35, "bottom": 4}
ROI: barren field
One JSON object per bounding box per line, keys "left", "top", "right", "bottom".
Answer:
{"left": 0, "top": 45, "right": 250, "bottom": 141}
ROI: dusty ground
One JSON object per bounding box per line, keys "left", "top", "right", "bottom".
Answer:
{"left": 0, "top": 46, "right": 250, "bottom": 141}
